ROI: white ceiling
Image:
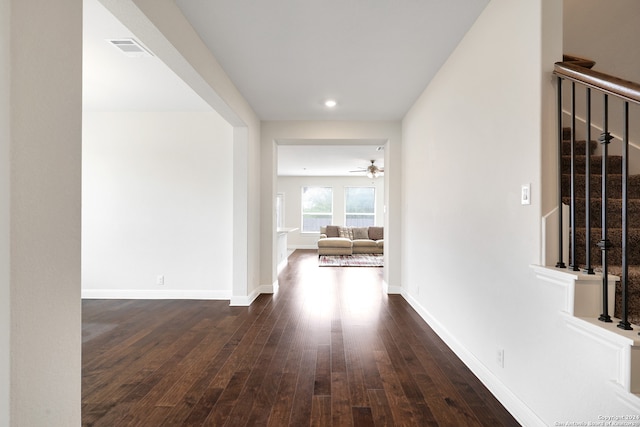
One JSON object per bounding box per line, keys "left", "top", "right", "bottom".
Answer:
{"left": 83, "top": 0, "right": 489, "bottom": 175}
{"left": 83, "top": 0, "right": 212, "bottom": 112}
{"left": 278, "top": 140, "right": 386, "bottom": 177}
{"left": 175, "top": 0, "right": 489, "bottom": 121}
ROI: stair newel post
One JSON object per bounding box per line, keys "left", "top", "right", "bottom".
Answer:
{"left": 598, "top": 94, "right": 613, "bottom": 323}
{"left": 570, "top": 82, "right": 579, "bottom": 271}
{"left": 584, "top": 88, "right": 595, "bottom": 274}
{"left": 619, "top": 102, "right": 632, "bottom": 330}
{"left": 556, "top": 76, "right": 567, "bottom": 268}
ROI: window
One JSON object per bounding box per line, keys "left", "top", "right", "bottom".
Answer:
{"left": 301, "top": 186, "right": 333, "bottom": 232}
{"left": 345, "top": 187, "right": 375, "bottom": 227}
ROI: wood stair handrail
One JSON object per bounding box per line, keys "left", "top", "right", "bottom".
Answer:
{"left": 554, "top": 55, "right": 640, "bottom": 105}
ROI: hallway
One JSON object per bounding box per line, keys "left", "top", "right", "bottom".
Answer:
{"left": 82, "top": 249, "right": 519, "bottom": 426}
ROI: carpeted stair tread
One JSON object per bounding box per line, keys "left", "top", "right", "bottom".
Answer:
{"left": 574, "top": 266, "right": 640, "bottom": 325}
{"left": 560, "top": 127, "right": 640, "bottom": 324}
{"left": 562, "top": 139, "right": 598, "bottom": 155}
{"left": 574, "top": 227, "right": 640, "bottom": 265}
{"left": 562, "top": 174, "right": 640, "bottom": 199}
{"left": 563, "top": 197, "right": 640, "bottom": 228}
{"left": 562, "top": 155, "right": 622, "bottom": 175}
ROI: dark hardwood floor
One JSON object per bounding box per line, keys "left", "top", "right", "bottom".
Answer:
{"left": 82, "top": 249, "right": 520, "bottom": 426}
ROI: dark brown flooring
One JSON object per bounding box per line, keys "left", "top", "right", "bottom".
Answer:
{"left": 82, "top": 249, "right": 520, "bottom": 426}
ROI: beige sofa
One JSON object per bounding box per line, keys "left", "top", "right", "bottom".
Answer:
{"left": 317, "top": 225, "right": 383, "bottom": 256}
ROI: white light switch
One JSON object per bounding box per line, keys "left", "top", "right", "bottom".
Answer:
{"left": 521, "top": 184, "right": 531, "bottom": 205}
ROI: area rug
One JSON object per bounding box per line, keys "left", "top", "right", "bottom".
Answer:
{"left": 318, "top": 254, "right": 383, "bottom": 267}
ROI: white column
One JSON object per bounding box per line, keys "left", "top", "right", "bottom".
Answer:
{"left": 10, "top": 0, "right": 82, "bottom": 424}
{"left": 0, "top": 0, "right": 11, "bottom": 423}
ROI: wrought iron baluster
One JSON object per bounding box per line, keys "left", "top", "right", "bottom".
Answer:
{"left": 584, "top": 88, "right": 594, "bottom": 274}
{"left": 598, "top": 94, "right": 613, "bottom": 323}
{"left": 570, "top": 82, "right": 579, "bottom": 271}
{"left": 556, "top": 76, "right": 566, "bottom": 268}
{"left": 619, "top": 102, "right": 632, "bottom": 330}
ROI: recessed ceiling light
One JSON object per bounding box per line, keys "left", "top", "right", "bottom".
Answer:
{"left": 324, "top": 99, "right": 337, "bottom": 108}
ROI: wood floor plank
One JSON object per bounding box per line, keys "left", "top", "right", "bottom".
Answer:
{"left": 331, "top": 317, "right": 347, "bottom": 373}
{"left": 386, "top": 295, "right": 517, "bottom": 426}
{"left": 314, "top": 344, "right": 332, "bottom": 396}
{"left": 180, "top": 387, "right": 224, "bottom": 426}
{"left": 352, "top": 406, "right": 375, "bottom": 427}
{"left": 289, "top": 349, "right": 318, "bottom": 426}
{"left": 266, "top": 372, "right": 298, "bottom": 427}
{"left": 373, "top": 350, "right": 417, "bottom": 425}
{"left": 202, "top": 370, "right": 250, "bottom": 426}
{"left": 223, "top": 312, "right": 292, "bottom": 427}
{"left": 82, "top": 249, "right": 520, "bottom": 426}
{"left": 311, "top": 395, "right": 332, "bottom": 427}
{"left": 245, "top": 306, "right": 303, "bottom": 425}
{"left": 154, "top": 322, "right": 248, "bottom": 424}
{"left": 378, "top": 306, "right": 476, "bottom": 426}
{"left": 367, "top": 389, "right": 396, "bottom": 427}
{"left": 331, "top": 372, "right": 353, "bottom": 426}
{"left": 344, "top": 345, "right": 370, "bottom": 408}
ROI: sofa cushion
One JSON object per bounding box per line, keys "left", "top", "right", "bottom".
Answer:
{"left": 318, "top": 246, "right": 353, "bottom": 256}
{"left": 352, "top": 227, "right": 369, "bottom": 240}
{"left": 352, "top": 239, "right": 377, "bottom": 248}
{"left": 368, "top": 227, "right": 383, "bottom": 240}
{"left": 317, "top": 237, "right": 352, "bottom": 248}
{"left": 326, "top": 225, "right": 340, "bottom": 237}
{"left": 352, "top": 239, "right": 383, "bottom": 254}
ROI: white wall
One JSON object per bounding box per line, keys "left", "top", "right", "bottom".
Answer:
{"left": 562, "top": 0, "right": 640, "bottom": 171}
{"left": 564, "top": 0, "right": 640, "bottom": 82}
{"left": 0, "top": 0, "right": 9, "bottom": 423}
{"left": 100, "top": 0, "right": 262, "bottom": 304}
{"left": 401, "top": 0, "right": 638, "bottom": 424}
{"left": 277, "top": 176, "right": 385, "bottom": 249}
{"left": 261, "top": 121, "right": 402, "bottom": 292}
{"left": 8, "top": 0, "right": 82, "bottom": 424}
{"left": 130, "top": 0, "right": 263, "bottom": 304}
{"left": 82, "top": 111, "right": 233, "bottom": 298}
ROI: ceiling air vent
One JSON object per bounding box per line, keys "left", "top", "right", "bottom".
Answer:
{"left": 107, "top": 38, "right": 153, "bottom": 58}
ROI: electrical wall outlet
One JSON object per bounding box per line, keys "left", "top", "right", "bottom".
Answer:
{"left": 156, "top": 275, "right": 165, "bottom": 286}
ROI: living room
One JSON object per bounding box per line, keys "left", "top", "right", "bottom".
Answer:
{"left": 276, "top": 143, "right": 385, "bottom": 253}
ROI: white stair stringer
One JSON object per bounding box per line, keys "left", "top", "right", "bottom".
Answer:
{"left": 532, "top": 265, "right": 640, "bottom": 401}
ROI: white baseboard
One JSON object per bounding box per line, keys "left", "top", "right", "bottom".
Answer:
{"left": 402, "top": 291, "right": 546, "bottom": 427}
{"left": 81, "top": 288, "right": 231, "bottom": 300}
{"left": 230, "top": 283, "right": 276, "bottom": 306}
{"left": 383, "top": 280, "right": 403, "bottom": 294}
{"left": 290, "top": 245, "right": 317, "bottom": 250}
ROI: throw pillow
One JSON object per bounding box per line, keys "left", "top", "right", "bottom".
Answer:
{"left": 326, "top": 225, "right": 339, "bottom": 237}
{"left": 338, "top": 226, "right": 354, "bottom": 240}
{"left": 368, "top": 226, "right": 383, "bottom": 240}
{"left": 353, "top": 227, "right": 369, "bottom": 240}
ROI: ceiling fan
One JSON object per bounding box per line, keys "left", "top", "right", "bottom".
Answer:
{"left": 350, "top": 160, "right": 384, "bottom": 178}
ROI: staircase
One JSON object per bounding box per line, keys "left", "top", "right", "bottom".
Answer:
{"left": 561, "top": 128, "right": 640, "bottom": 325}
